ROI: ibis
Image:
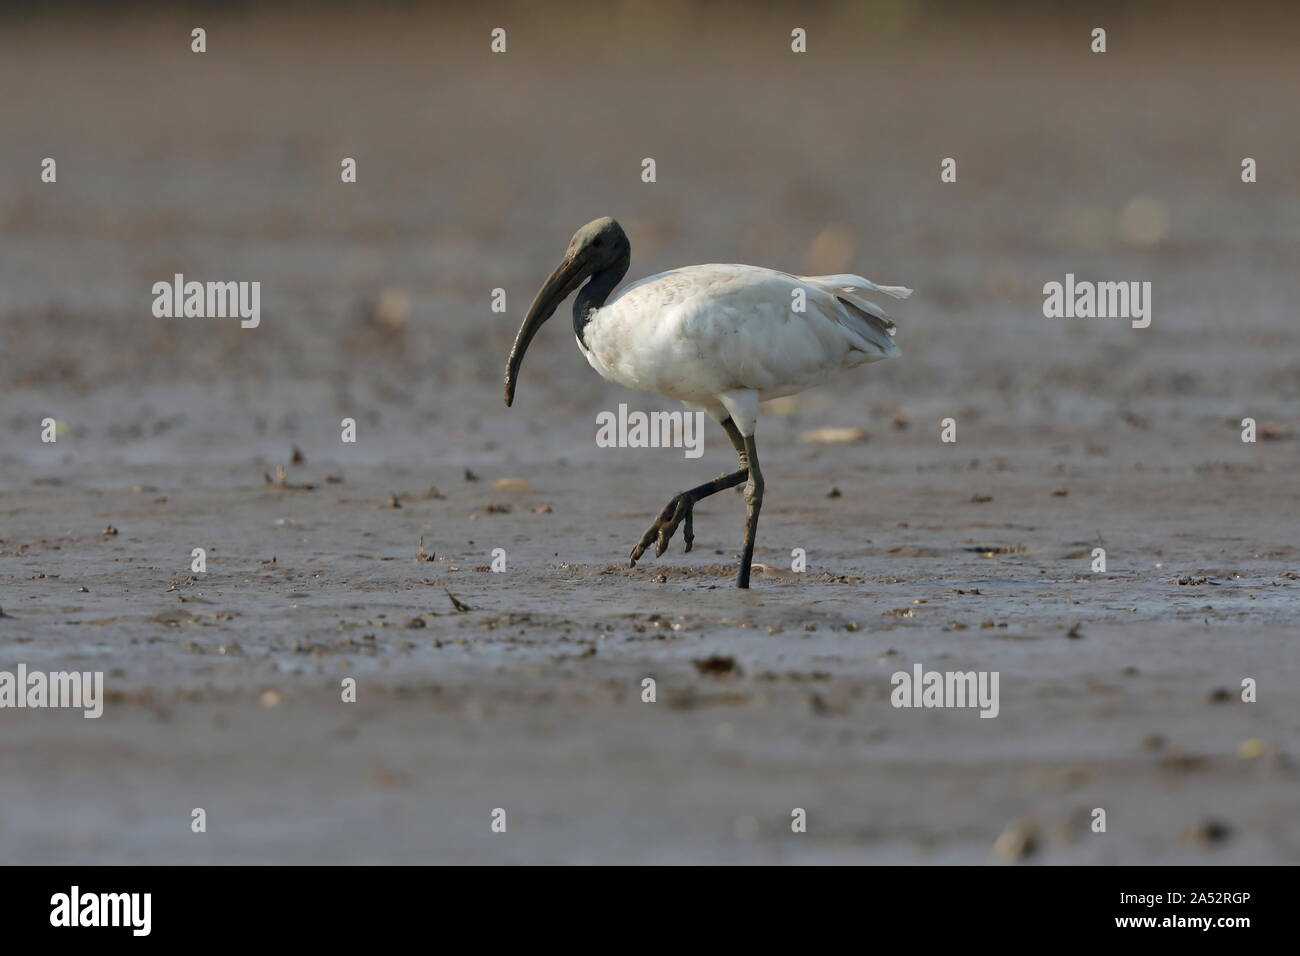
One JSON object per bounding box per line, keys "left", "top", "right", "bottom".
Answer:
{"left": 504, "top": 217, "right": 910, "bottom": 589}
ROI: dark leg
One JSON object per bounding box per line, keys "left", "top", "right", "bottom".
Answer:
{"left": 736, "top": 434, "right": 764, "bottom": 589}
{"left": 628, "top": 418, "right": 749, "bottom": 566}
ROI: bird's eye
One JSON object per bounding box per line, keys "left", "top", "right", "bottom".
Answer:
{"left": 593, "top": 238, "right": 604, "bottom": 248}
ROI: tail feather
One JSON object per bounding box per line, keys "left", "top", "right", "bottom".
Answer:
{"left": 796, "top": 272, "right": 910, "bottom": 359}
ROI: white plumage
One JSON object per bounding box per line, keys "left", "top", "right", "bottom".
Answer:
{"left": 503, "top": 217, "right": 911, "bottom": 588}
{"left": 578, "top": 264, "right": 910, "bottom": 435}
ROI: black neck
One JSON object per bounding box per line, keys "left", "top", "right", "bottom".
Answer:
{"left": 573, "top": 253, "right": 629, "bottom": 344}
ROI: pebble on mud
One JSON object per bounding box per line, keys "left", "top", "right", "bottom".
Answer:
{"left": 992, "top": 817, "right": 1039, "bottom": 861}
{"left": 799, "top": 426, "right": 867, "bottom": 444}
{"left": 1237, "top": 738, "right": 1266, "bottom": 759}
{"left": 492, "top": 477, "right": 532, "bottom": 492}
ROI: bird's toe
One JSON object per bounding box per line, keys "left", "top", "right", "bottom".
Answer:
{"left": 654, "top": 495, "right": 693, "bottom": 557}
{"left": 631, "top": 493, "right": 695, "bottom": 564}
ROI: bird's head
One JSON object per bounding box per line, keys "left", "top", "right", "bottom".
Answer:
{"left": 504, "top": 217, "right": 629, "bottom": 406}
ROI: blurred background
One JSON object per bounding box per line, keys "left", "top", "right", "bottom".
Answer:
{"left": 2, "top": 0, "right": 1297, "bottom": 457}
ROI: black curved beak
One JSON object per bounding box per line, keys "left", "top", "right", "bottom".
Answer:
{"left": 504, "top": 250, "right": 590, "bottom": 406}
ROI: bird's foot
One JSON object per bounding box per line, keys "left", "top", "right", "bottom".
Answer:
{"left": 628, "top": 492, "right": 695, "bottom": 566}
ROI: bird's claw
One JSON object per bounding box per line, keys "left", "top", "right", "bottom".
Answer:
{"left": 629, "top": 493, "right": 695, "bottom": 566}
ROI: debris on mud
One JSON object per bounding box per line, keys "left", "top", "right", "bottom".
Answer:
{"left": 1185, "top": 819, "right": 1233, "bottom": 845}
{"left": 693, "top": 655, "right": 740, "bottom": 677}
{"left": 965, "top": 544, "right": 1030, "bottom": 557}
{"left": 263, "top": 465, "right": 315, "bottom": 491}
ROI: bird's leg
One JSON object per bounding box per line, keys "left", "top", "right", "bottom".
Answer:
{"left": 735, "top": 434, "right": 764, "bottom": 589}
{"left": 628, "top": 418, "right": 749, "bottom": 566}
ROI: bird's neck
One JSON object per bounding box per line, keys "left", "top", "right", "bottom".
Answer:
{"left": 573, "top": 253, "right": 629, "bottom": 344}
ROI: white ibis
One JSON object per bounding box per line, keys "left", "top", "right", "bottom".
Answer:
{"left": 504, "top": 217, "right": 910, "bottom": 588}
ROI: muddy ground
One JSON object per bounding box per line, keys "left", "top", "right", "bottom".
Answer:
{"left": 1, "top": 4, "right": 1298, "bottom": 863}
